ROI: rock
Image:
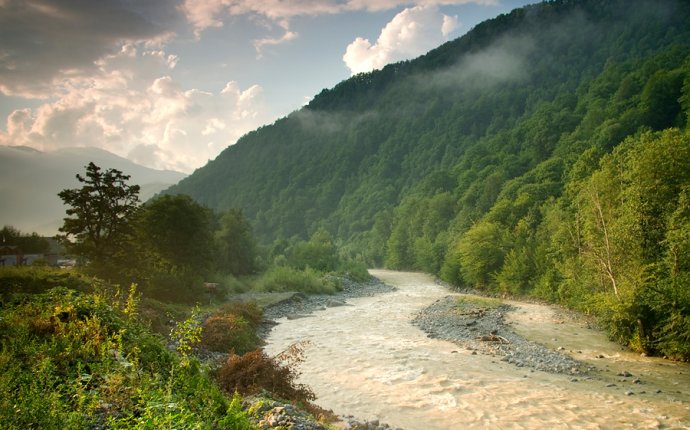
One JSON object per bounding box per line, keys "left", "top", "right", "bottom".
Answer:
{"left": 618, "top": 371, "right": 633, "bottom": 377}
{"left": 625, "top": 390, "right": 635, "bottom": 396}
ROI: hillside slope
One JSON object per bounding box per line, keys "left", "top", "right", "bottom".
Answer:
{"left": 168, "top": 0, "right": 689, "bottom": 245}
{"left": 166, "top": 0, "right": 690, "bottom": 358}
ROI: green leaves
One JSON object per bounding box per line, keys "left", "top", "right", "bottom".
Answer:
{"left": 58, "top": 162, "right": 140, "bottom": 271}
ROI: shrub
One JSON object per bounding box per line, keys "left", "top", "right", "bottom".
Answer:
{"left": 256, "top": 266, "right": 339, "bottom": 294}
{"left": 216, "top": 343, "right": 314, "bottom": 404}
{"left": 338, "top": 260, "right": 371, "bottom": 283}
{"left": 0, "top": 284, "right": 253, "bottom": 429}
{"left": 201, "top": 314, "right": 259, "bottom": 354}
{"left": 217, "top": 302, "right": 264, "bottom": 327}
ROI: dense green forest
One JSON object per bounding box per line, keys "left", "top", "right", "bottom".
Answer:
{"left": 166, "top": 0, "right": 690, "bottom": 359}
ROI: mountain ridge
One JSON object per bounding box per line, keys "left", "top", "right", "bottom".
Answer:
{"left": 166, "top": 0, "right": 690, "bottom": 246}
{"left": 0, "top": 145, "right": 186, "bottom": 235}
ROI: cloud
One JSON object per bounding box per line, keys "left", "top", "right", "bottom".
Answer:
{"left": 0, "top": 0, "right": 179, "bottom": 98}
{"left": 180, "top": 0, "right": 495, "bottom": 35}
{"left": 343, "top": 5, "right": 459, "bottom": 75}
{"left": 254, "top": 20, "right": 299, "bottom": 57}
{"left": 0, "top": 44, "right": 270, "bottom": 173}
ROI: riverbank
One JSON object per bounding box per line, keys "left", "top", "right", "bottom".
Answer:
{"left": 258, "top": 276, "right": 396, "bottom": 338}
{"left": 256, "top": 275, "right": 401, "bottom": 430}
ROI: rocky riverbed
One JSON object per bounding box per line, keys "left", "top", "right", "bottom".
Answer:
{"left": 258, "top": 276, "right": 396, "bottom": 338}
{"left": 412, "top": 295, "right": 591, "bottom": 375}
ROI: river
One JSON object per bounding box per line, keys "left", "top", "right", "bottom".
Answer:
{"left": 264, "top": 270, "right": 690, "bottom": 429}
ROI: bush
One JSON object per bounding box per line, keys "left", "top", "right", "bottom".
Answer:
{"left": 338, "top": 260, "right": 371, "bottom": 283}
{"left": 217, "top": 302, "right": 264, "bottom": 327}
{"left": 201, "top": 314, "right": 259, "bottom": 354}
{"left": 222, "top": 274, "right": 252, "bottom": 294}
{"left": 144, "top": 271, "right": 205, "bottom": 304}
{"left": 216, "top": 344, "right": 314, "bottom": 404}
{"left": 0, "top": 284, "right": 253, "bottom": 429}
{"left": 256, "top": 266, "right": 339, "bottom": 294}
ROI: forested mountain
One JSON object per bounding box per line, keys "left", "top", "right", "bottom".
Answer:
{"left": 166, "top": 0, "right": 690, "bottom": 358}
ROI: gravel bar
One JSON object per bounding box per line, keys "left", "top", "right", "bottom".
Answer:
{"left": 413, "top": 295, "right": 589, "bottom": 375}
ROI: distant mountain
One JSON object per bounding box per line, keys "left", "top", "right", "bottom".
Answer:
{"left": 0, "top": 146, "right": 186, "bottom": 235}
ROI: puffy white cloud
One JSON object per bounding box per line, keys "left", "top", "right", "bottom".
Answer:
{"left": 343, "top": 5, "right": 459, "bottom": 75}
{"left": 0, "top": 44, "right": 270, "bottom": 173}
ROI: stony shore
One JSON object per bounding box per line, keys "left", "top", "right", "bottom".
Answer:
{"left": 412, "top": 295, "right": 590, "bottom": 375}
{"left": 258, "top": 276, "right": 396, "bottom": 338}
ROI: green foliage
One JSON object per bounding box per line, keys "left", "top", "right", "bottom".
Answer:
{"left": 157, "top": 0, "right": 690, "bottom": 358}
{"left": 455, "top": 220, "right": 508, "bottom": 290}
{"left": 170, "top": 305, "right": 202, "bottom": 364}
{"left": 216, "top": 209, "right": 259, "bottom": 276}
{"left": 0, "top": 266, "right": 93, "bottom": 300}
{"left": 0, "top": 282, "right": 253, "bottom": 429}
{"left": 338, "top": 260, "right": 372, "bottom": 283}
{"left": 57, "top": 162, "right": 140, "bottom": 273}
{"left": 286, "top": 228, "right": 339, "bottom": 272}
{"left": 201, "top": 303, "right": 262, "bottom": 354}
{"left": 135, "top": 194, "right": 215, "bottom": 277}
{"left": 256, "top": 266, "right": 340, "bottom": 294}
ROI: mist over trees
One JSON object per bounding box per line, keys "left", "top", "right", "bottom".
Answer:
{"left": 164, "top": 0, "right": 690, "bottom": 358}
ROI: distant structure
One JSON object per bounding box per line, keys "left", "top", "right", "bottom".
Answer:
{"left": 0, "top": 238, "right": 61, "bottom": 266}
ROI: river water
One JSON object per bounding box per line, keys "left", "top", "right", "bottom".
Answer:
{"left": 264, "top": 270, "right": 690, "bottom": 429}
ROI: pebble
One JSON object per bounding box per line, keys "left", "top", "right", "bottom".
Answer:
{"left": 411, "top": 296, "right": 587, "bottom": 375}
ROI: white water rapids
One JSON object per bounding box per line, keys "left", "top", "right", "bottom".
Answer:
{"left": 264, "top": 270, "right": 690, "bottom": 429}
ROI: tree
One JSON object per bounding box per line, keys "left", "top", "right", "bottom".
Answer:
{"left": 0, "top": 226, "right": 49, "bottom": 254}
{"left": 215, "top": 209, "right": 258, "bottom": 276}
{"left": 58, "top": 162, "right": 140, "bottom": 270}
{"left": 135, "top": 194, "right": 214, "bottom": 276}
{"left": 456, "top": 220, "right": 508, "bottom": 289}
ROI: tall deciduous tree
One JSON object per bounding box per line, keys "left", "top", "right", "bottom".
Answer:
{"left": 58, "top": 162, "right": 140, "bottom": 270}
{"left": 135, "top": 194, "right": 213, "bottom": 276}
{"left": 215, "top": 209, "right": 258, "bottom": 276}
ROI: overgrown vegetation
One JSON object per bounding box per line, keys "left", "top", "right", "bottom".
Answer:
{"left": 0, "top": 276, "right": 244, "bottom": 428}
{"left": 0, "top": 267, "right": 338, "bottom": 428}
{"left": 165, "top": 0, "right": 690, "bottom": 359}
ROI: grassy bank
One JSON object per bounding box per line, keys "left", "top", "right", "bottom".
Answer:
{"left": 0, "top": 266, "right": 344, "bottom": 429}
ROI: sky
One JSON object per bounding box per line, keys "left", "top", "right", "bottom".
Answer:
{"left": 0, "top": 0, "right": 534, "bottom": 174}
